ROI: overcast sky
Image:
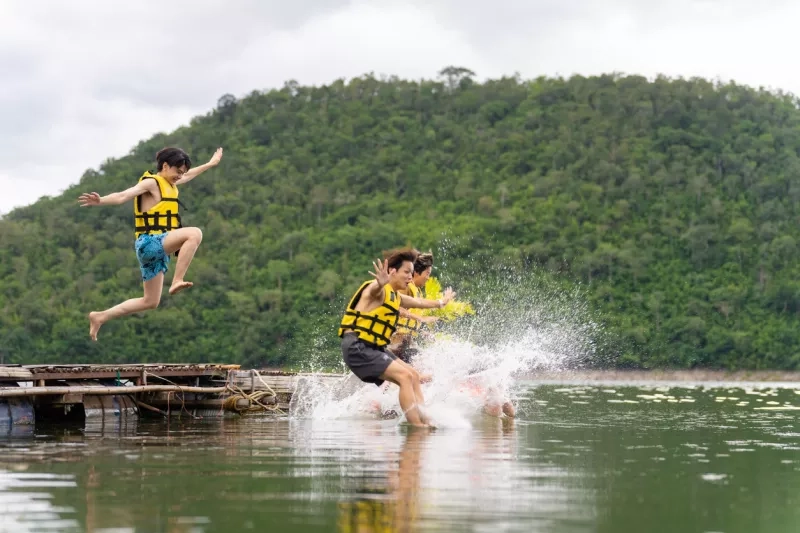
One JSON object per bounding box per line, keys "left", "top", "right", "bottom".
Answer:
{"left": 1, "top": 0, "right": 797, "bottom": 215}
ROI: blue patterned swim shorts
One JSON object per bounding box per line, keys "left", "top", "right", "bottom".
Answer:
{"left": 135, "top": 233, "right": 170, "bottom": 281}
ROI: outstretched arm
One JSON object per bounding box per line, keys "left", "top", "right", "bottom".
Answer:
{"left": 78, "top": 179, "right": 157, "bottom": 207}
{"left": 176, "top": 147, "right": 223, "bottom": 185}
{"left": 404, "top": 310, "right": 439, "bottom": 324}
{"left": 399, "top": 287, "right": 456, "bottom": 309}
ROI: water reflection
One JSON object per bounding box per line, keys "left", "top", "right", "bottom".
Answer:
{"left": 0, "top": 384, "right": 798, "bottom": 532}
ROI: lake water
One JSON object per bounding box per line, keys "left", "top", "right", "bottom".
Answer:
{"left": 1, "top": 380, "right": 799, "bottom": 532}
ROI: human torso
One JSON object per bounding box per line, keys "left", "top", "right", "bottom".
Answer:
{"left": 338, "top": 281, "right": 401, "bottom": 347}
{"left": 134, "top": 172, "right": 181, "bottom": 237}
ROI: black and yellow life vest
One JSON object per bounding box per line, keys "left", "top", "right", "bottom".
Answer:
{"left": 338, "top": 281, "right": 400, "bottom": 347}
{"left": 395, "top": 282, "right": 422, "bottom": 335}
{"left": 133, "top": 172, "right": 183, "bottom": 238}
{"left": 337, "top": 499, "right": 395, "bottom": 533}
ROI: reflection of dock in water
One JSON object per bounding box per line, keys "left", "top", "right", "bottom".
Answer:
{"left": 0, "top": 363, "right": 345, "bottom": 429}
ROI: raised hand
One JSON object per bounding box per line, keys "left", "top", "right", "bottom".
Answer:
{"left": 78, "top": 192, "right": 101, "bottom": 207}
{"left": 441, "top": 287, "right": 456, "bottom": 306}
{"left": 208, "top": 147, "right": 223, "bottom": 166}
{"left": 369, "top": 258, "right": 390, "bottom": 287}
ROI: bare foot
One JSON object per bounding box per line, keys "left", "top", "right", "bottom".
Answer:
{"left": 89, "top": 312, "right": 104, "bottom": 341}
{"left": 169, "top": 280, "right": 193, "bottom": 295}
{"left": 418, "top": 405, "right": 434, "bottom": 426}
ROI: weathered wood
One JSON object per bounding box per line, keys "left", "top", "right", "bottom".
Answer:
{"left": 134, "top": 399, "right": 167, "bottom": 417}
{"left": 0, "top": 385, "right": 228, "bottom": 398}
{"left": 224, "top": 371, "right": 346, "bottom": 393}
{"left": 0, "top": 367, "right": 34, "bottom": 380}
{"left": 0, "top": 363, "right": 241, "bottom": 383}
{"left": 146, "top": 397, "right": 266, "bottom": 409}
{"left": 51, "top": 393, "right": 84, "bottom": 404}
{"left": 0, "top": 366, "right": 346, "bottom": 423}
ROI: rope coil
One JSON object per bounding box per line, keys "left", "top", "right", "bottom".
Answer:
{"left": 142, "top": 369, "right": 285, "bottom": 417}
{"left": 221, "top": 369, "right": 285, "bottom": 416}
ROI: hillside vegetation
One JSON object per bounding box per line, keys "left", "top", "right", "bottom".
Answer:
{"left": 3, "top": 68, "right": 800, "bottom": 370}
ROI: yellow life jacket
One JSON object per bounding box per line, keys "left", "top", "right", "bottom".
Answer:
{"left": 395, "top": 282, "right": 423, "bottom": 335}
{"left": 338, "top": 499, "right": 395, "bottom": 533}
{"left": 133, "top": 171, "right": 183, "bottom": 238}
{"left": 338, "top": 281, "right": 400, "bottom": 347}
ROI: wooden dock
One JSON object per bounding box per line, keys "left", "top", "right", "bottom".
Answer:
{"left": 0, "top": 363, "right": 347, "bottom": 426}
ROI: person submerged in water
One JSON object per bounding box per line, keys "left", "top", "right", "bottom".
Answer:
{"left": 78, "top": 146, "right": 223, "bottom": 340}
{"left": 338, "top": 248, "right": 455, "bottom": 427}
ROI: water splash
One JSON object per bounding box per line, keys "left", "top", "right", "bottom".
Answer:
{"left": 290, "top": 259, "right": 600, "bottom": 426}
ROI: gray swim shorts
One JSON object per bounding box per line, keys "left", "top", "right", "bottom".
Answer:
{"left": 341, "top": 333, "right": 397, "bottom": 386}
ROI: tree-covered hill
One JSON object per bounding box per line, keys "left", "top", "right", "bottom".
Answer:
{"left": 3, "top": 68, "right": 800, "bottom": 370}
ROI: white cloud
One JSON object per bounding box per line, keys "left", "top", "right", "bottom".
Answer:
{"left": 2, "top": 0, "right": 800, "bottom": 215}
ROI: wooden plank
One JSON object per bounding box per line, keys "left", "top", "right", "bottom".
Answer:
{"left": 223, "top": 371, "right": 347, "bottom": 394}
{"left": 0, "top": 367, "right": 34, "bottom": 380}
{"left": 13, "top": 368, "right": 229, "bottom": 382}
{"left": 0, "top": 384, "right": 228, "bottom": 398}
{"left": 22, "top": 363, "right": 240, "bottom": 370}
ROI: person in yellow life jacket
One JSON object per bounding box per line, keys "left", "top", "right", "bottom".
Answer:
{"left": 78, "top": 146, "right": 223, "bottom": 341}
{"left": 389, "top": 251, "right": 438, "bottom": 364}
{"left": 338, "top": 248, "right": 455, "bottom": 427}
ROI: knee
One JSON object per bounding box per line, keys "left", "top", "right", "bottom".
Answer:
{"left": 397, "top": 367, "right": 418, "bottom": 387}
{"left": 189, "top": 227, "right": 203, "bottom": 243}
{"left": 143, "top": 295, "right": 161, "bottom": 310}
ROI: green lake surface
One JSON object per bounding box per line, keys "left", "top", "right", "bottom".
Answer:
{"left": 1, "top": 380, "right": 799, "bottom": 532}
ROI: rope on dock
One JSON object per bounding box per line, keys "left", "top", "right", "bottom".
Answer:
{"left": 143, "top": 371, "right": 202, "bottom": 419}
{"left": 222, "top": 369, "right": 285, "bottom": 415}
{"left": 0, "top": 368, "right": 290, "bottom": 417}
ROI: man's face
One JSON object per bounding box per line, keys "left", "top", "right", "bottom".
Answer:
{"left": 415, "top": 266, "right": 432, "bottom": 285}
{"left": 162, "top": 164, "right": 188, "bottom": 183}
{"left": 389, "top": 261, "right": 414, "bottom": 291}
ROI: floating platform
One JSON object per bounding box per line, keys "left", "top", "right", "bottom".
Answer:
{"left": 0, "top": 363, "right": 346, "bottom": 427}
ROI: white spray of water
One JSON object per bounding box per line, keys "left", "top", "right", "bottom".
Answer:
{"left": 290, "top": 263, "right": 600, "bottom": 427}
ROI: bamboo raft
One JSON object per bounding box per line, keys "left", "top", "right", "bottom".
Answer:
{"left": 0, "top": 363, "right": 347, "bottom": 426}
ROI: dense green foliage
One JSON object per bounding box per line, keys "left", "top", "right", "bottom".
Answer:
{"left": 3, "top": 68, "right": 800, "bottom": 370}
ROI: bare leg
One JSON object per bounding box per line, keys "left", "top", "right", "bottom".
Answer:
{"left": 89, "top": 274, "right": 164, "bottom": 341}
{"left": 393, "top": 359, "right": 431, "bottom": 425}
{"left": 380, "top": 361, "right": 428, "bottom": 427}
{"left": 162, "top": 227, "right": 203, "bottom": 295}
{"left": 396, "top": 359, "right": 426, "bottom": 404}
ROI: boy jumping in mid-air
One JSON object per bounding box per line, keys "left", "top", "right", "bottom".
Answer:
{"left": 78, "top": 146, "right": 223, "bottom": 340}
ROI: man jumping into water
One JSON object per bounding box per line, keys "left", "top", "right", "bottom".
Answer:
{"left": 390, "top": 251, "right": 438, "bottom": 364}
{"left": 338, "top": 249, "right": 455, "bottom": 427}
{"left": 78, "top": 146, "right": 223, "bottom": 340}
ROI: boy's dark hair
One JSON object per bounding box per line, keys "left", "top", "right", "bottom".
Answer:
{"left": 156, "top": 147, "right": 192, "bottom": 171}
{"left": 414, "top": 252, "right": 433, "bottom": 274}
{"left": 383, "top": 247, "right": 419, "bottom": 272}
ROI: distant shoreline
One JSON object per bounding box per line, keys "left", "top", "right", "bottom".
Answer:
{"left": 521, "top": 369, "right": 800, "bottom": 384}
